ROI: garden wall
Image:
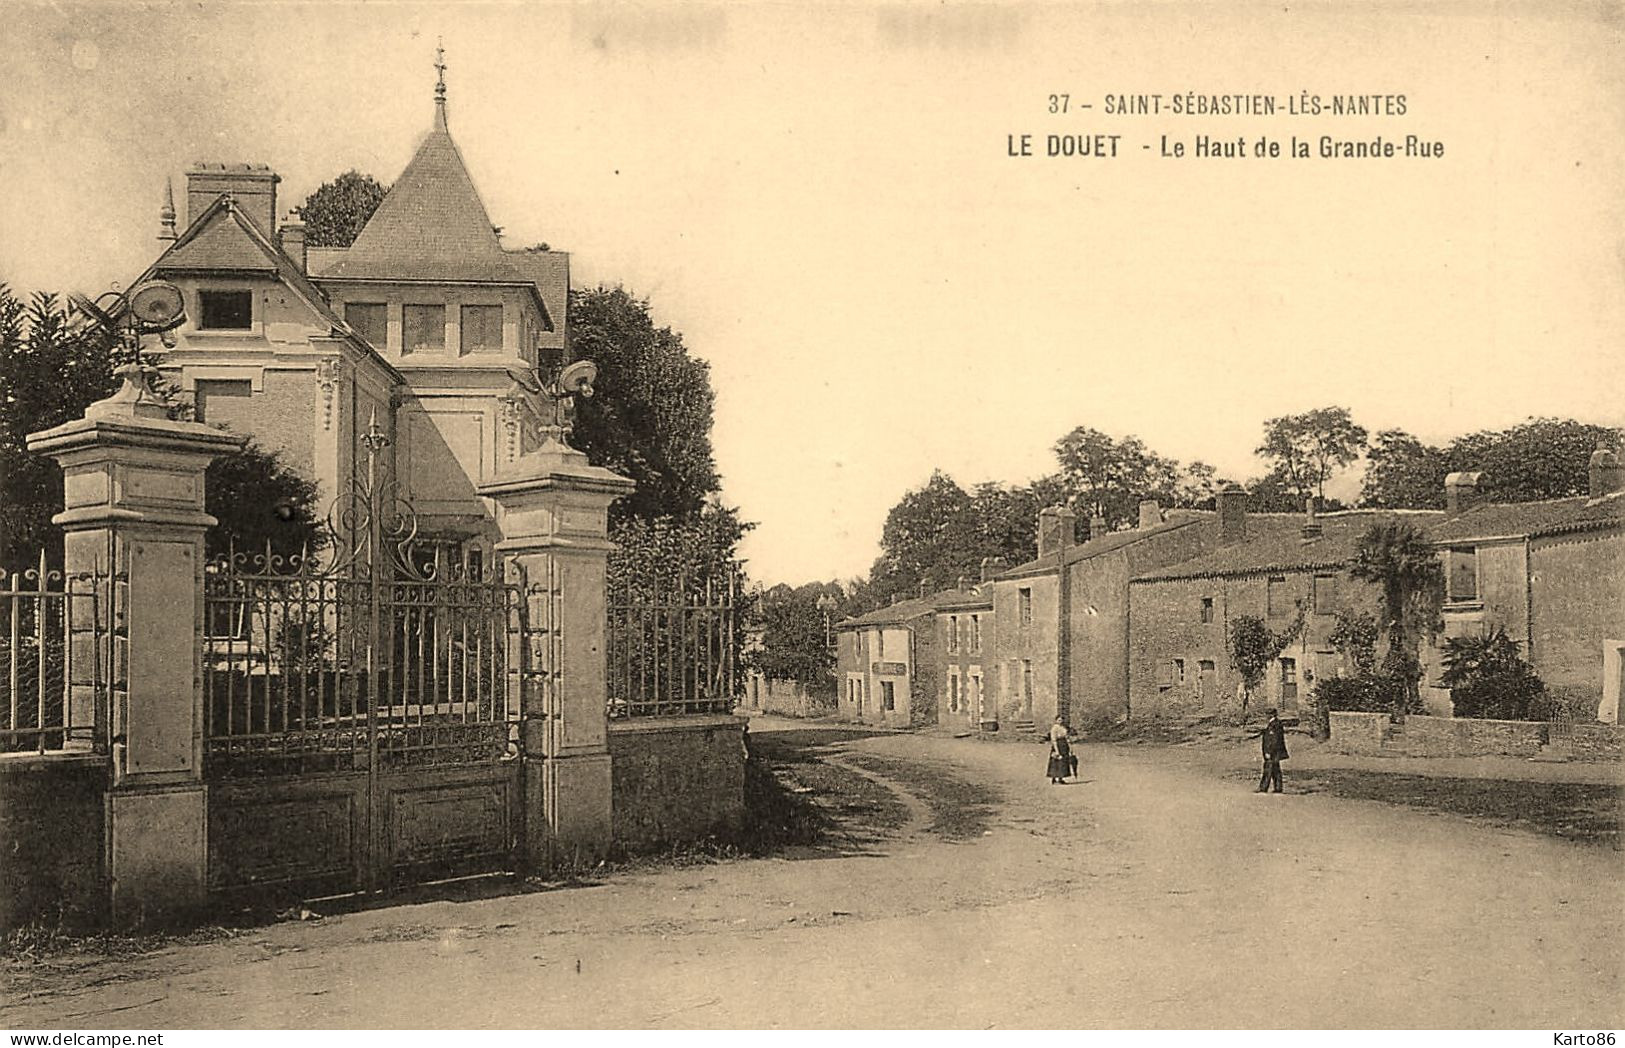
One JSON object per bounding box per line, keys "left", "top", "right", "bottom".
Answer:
{"left": 0, "top": 756, "right": 108, "bottom": 929}
{"left": 1326, "top": 712, "right": 1624, "bottom": 761}
{"left": 607, "top": 714, "right": 747, "bottom": 853}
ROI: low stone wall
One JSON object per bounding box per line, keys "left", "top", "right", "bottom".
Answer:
{"left": 1571, "top": 724, "right": 1624, "bottom": 760}
{"left": 608, "top": 714, "right": 747, "bottom": 854}
{"left": 1326, "top": 712, "right": 1388, "bottom": 755}
{"left": 0, "top": 756, "right": 108, "bottom": 929}
{"left": 1327, "top": 712, "right": 1625, "bottom": 760}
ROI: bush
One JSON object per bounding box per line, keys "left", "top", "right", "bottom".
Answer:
{"left": 1441, "top": 627, "right": 1547, "bottom": 720}
{"left": 1314, "top": 670, "right": 1424, "bottom": 715}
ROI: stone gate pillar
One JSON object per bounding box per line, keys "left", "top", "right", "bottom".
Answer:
{"left": 27, "top": 367, "right": 243, "bottom": 926}
{"left": 479, "top": 436, "right": 633, "bottom": 870}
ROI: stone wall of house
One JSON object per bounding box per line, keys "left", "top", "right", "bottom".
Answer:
{"left": 1325, "top": 712, "right": 1388, "bottom": 754}
{"left": 1070, "top": 524, "right": 1221, "bottom": 728}
{"left": 992, "top": 573, "right": 1056, "bottom": 727}
{"left": 0, "top": 757, "right": 108, "bottom": 928}
{"left": 1530, "top": 530, "right": 1625, "bottom": 701}
{"left": 608, "top": 716, "right": 747, "bottom": 853}
{"left": 179, "top": 367, "right": 317, "bottom": 477}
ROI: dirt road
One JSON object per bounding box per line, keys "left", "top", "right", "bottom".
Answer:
{"left": 3, "top": 723, "right": 1620, "bottom": 1029}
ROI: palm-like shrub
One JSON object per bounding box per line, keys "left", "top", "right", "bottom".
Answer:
{"left": 1440, "top": 626, "right": 1548, "bottom": 720}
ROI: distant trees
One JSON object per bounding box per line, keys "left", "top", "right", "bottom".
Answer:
{"left": 1052, "top": 427, "right": 1180, "bottom": 529}
{"left": 1255, "top": 406, "right": 1368, "bottom": 506}
{"left": 1360, "top": 418, "right": 1623, "bottom": 508}
{"left": 297, "top": 171, "right": 389, "bottom": 248}
{"left": 750, "top": 582, "right": 843, "bottom": 693}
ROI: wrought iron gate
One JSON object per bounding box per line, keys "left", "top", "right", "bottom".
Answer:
{"left": 202, "top": 427, "right": 550, "bottom": 897}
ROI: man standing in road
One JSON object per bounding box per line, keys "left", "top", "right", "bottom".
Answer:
{"left": 1257, "top": 707, "right": 1288, "bottom": 793}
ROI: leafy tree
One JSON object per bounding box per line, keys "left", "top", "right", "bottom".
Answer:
{"left": 1359, "top": 429, "right": 1450, "bottom": 508}
{"left": 1439, "top": 626, "right": 1548, "bottom": 721}
{"left": 1052, "top": 427, "right": 1180, "bottom": 530}
{"left": 0, "top": 288, "right": 121, "bottom": 566}
{"left": 205, "top": 439, "right": 322, "bottom": 563}
{"left": 750, "top": 582, "right": 840, "bottom": 692}
{"left": 570, "top": 286, "right": 723, "bottom": 529}
{"left": 1245, "top": 467, "right": 1319, "bottom": 513}
{"left": 1359, "top": 419, "right": 1623, "bottom": 508}
{"left": 1255, "top": 406, "right": 1368, "bottom": 503}
{"left": 1174, "top": 460, "right": 1235, "bottom": 510}
{"left": 297, "top": 171, "right": 390, "bottom": 248}
{"left": 1348, "top": 520, "right": 1444, "bottom": 716}
{"left": 1326, "top": 610, "right": 1379, "bottom": 675}
{"left": 1227, "top": 609, "right": 1305, "bottom": 724}
{"left": 865, "top": 470, "right": 980, "bottom": 606}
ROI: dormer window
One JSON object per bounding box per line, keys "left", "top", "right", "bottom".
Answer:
{"left": 198, "top": 290, "right": 252, "bottom": 330}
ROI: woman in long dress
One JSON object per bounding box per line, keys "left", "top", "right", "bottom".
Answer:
{"left": 1046, "top": 717, "right": 1072, "bottom": 784}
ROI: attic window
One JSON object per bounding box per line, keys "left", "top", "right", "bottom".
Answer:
{"left": 199, "top": 290, "right": 252, "bottom": 330}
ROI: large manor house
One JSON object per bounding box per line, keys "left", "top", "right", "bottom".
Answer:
{"left": 135, "top": 70, "right": 564, "bottom": 565}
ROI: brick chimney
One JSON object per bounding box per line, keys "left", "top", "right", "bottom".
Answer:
{"left": 918, "top": 577, "right": 932, "bottom": 599}
{"left": 1038, "top": 506, "right": 1076, "bottom": 558}
{"left": 1216, "top": 484, "right": 1247, "bottom": 542}
{"left": 1589, "top": 448, "right": 1623, "bottom": 498}
{"left": 1088, "top": 515, "right": 1108, "bottom": 541}
{"left": 279, "top": 214, "right": 307, "bottom": 273}
{"left": 1138, "top": 499, "right": 1164, "bottom": 530}
{"left": 1444, "top": 471, "right": 1484, "bottom": 517}
{"left": 956, "top": 575, "right": 970, "bottom": 591}
{"left": 187, "top": 163, "right": 279, "bottom": 237}
{"left": 1300, "top": 496, "right": 1322, "bottom": 539}
{"left": 979, "top": 556, "right": 1007, "bottom": 583}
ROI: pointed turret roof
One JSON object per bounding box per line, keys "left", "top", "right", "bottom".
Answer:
{"left": 321, "top": 71, "right": 528, "bottom": 284}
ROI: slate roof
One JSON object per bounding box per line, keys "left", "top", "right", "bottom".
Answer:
{"left": 1131, "top": 510, "right": 1445, "bottom": 583}
{"left": 151, "top": 196, "right": 344, "bottom": 332}
{"left": 997, "top": 510, "right": 1210, "bottom": 581}
{"left": 320, "top": 105, "right": 529, "bottom": 285}
{"left": 1426, "top": 492, "right": 1624, "bottom": 543}
{"left": 837, "top": 589, "right": 977, "bottom": 629}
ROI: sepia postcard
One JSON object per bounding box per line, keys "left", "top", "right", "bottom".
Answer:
{"left": 0, "top": 0, "right": 1620, "bottom": 1036}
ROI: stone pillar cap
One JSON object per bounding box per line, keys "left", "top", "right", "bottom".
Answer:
{"left": 477, "top": 436, "right": 634, "bottom": 499}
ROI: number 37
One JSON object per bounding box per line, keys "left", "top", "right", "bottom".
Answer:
{"left": 1048, "top": 94, "right": 1069, "bottom": 113}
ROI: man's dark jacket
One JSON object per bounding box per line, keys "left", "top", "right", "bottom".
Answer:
{"left": 1262, "top": 719, "right": 1289, "bottom": 760}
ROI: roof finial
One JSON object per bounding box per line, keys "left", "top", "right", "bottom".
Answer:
{"left": 433, "top": 37, "right": 448, "bottom": 129}
{"left": 158, "top": 176, "right": 177, "bottom": 242}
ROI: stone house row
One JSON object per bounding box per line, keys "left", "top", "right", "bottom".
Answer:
{"left": 835, "top": 452, "right": 1624, "bottom": 732}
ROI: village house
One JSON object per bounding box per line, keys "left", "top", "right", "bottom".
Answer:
{"left": 1126, "top": 503, "right": 1445, "bottom": 722}
{"left": 136, "top": 68, "right": 567, "bottom": 562}
{"left": 1422, "top": 453, "right": 1624, "bottom": 722}
{"left": 934, "top": 563, "right": 999, "bottom": 731}
{"left": 835, "top": 584, "right": 980, "bottom": 729}
{"left": 989, "top": 494, "right": 1243, "bottom": 732}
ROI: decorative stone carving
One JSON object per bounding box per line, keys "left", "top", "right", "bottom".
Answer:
{"left": 315, "top": 356, "right": 344, "bottom": 431}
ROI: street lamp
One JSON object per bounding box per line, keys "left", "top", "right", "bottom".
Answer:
{"left": 66, "top": 280, "right": 188, "bottom": 420}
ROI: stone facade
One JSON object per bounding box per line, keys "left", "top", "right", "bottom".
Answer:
{"left": 835, "top": 592, "right": 958, "bottom": 729}
{"left": 1327, "top": 711, "right": 1623, "bottom": 761}
{"left": 936, "top": 588, "right": 993, "bottom": 731}
{"left": 1127, "top": 509, "right": 1446, "bottom": 723}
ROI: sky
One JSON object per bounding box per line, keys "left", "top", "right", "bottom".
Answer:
{"left": 1, "top": 2, "right": 1621, "bottom": 584}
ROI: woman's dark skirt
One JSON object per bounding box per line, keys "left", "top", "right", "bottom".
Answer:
{"left": 1047, "top": 737, "right": 1072, "bottom": 780}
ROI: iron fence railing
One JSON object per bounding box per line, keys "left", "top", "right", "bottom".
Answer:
{"left": 1, "top": 551, "right": 118, "bottom": 755}
{"left": 607, "top": 569, "right": 738, "bottom": 719}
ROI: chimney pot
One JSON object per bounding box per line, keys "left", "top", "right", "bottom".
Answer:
{"left": 1589, "top": 448, "right": 1623, "bottom": 498}
{"left": 186, "top": 162, "right": 279, "bottom": 237}
{"left": 1444, "top": 471, "right": 1484, "bottom": 517}
{"left": 1037, "top": 505, "right": 1077, "bottom": 558}
{"left": 979, "top": 556, "right": 1007, "bottom": 583}
{"left": 1301, "top": 496, "right": 1322, "bottom": 539}
{"left": 1089, "top": 516, "right": 1108, "bottom": 541}
{"left": 279, "top": 215, "right": 307, "bottom": 273}
{"left": 1216, "top": 484, "right": 1247, "bottom": 542}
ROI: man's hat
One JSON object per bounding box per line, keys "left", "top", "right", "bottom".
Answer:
{"left": 1264, "top": 707, "right": 1278, "bottom": 716}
